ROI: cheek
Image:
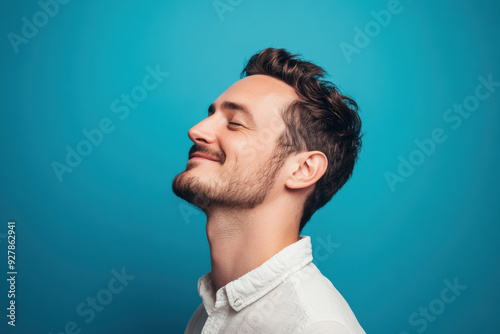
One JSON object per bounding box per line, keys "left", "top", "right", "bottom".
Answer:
{"left": 233, "top": 134, "right": 277, "bottom": 165}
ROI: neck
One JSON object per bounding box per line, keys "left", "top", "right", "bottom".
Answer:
{"left": 205, "top": 198, "right": 300, "bottom": 291}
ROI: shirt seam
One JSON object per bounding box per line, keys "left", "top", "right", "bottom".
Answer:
{"left": 290, "top": 265, "right": 354, "bottom": 332}
{"left": 300, "top": 320, "right": 353, "bottom": 334}
{"left": 288, "top": 271, "right": 313, "bottom": 333}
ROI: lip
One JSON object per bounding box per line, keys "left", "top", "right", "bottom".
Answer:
{"left": 189, "top": 153, "right": 219, "bottom": 162}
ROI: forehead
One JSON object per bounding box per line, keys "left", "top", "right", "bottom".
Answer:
{"left": 214, "top": 74, "right": 298, "bottom": 124}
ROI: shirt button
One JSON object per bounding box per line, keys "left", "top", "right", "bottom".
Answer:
{"left": 234, "top": 298, "right": 242, "bottom": 307}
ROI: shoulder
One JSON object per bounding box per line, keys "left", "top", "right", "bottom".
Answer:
{"left": 300, "top": 321, "right": 364, "bottom": 334}
{"left": 288, "top": 263, "right": 365, "bottom": 334}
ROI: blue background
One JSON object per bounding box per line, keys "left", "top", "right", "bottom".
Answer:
{"left": 1, "top": 0, "right": 499, "bottom": 333}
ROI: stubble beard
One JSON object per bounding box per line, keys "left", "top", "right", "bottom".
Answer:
{"left": 172, "top": 146, "right": 287, "bottom": 213}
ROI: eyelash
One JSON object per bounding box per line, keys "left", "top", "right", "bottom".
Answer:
{"left": 207, "top": 112, "right": 241, "bottom": 127}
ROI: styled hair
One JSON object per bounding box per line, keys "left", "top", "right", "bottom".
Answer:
{"left": 241, "top": 48, "right": 362, "bottom": 231}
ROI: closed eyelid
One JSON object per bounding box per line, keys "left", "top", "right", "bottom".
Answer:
{"left": 208, "top": 101, "right": 254, "bottom": 122}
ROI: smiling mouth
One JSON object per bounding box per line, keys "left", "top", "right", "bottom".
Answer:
{"left": 188, "top": 153, "right": 219, "bottom": 162}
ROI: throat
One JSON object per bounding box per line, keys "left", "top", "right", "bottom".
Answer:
{"left": 206, "top": 211, "right": 298, "bottom": 291}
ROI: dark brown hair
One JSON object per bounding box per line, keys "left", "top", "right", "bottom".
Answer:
{"left": 241, "top": 48, "right": 362, "bottom": 231}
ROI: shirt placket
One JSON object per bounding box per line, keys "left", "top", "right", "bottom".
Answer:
{"left": 202, "top": 288, "right": 230, "bottom": 334}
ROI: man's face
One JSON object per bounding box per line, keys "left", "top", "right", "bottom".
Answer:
{"left": 172, "top": 74, "right": 298, "bottom": 212}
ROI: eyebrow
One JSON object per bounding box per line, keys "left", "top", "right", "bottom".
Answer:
{"left": 208, "top": 101, "right": 254, "bottom": 122}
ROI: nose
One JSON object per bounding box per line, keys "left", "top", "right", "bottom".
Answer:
{"left": 188, "top": 117, "right": 218, "bottom": 145}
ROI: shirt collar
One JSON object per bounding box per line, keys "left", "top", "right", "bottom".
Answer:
{"left": 198, "top": 235, "right": 313, "bottom": 314}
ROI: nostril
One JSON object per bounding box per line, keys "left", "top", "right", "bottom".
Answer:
{"left": 188, "top": 117, "right": 218, "bottom": 145}
{"left": 196, "top": 137, "right": 209, "bottom": 144}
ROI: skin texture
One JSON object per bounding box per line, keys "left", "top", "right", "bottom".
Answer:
{"left": 172, "top": 74, "right": 328, "bottom": 291}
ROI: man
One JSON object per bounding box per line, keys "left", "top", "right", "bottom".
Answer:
{"left": 172, "top": 48, "right": 364, "bottom": 333}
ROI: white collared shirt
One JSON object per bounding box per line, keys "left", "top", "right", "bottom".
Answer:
{"left": 185, "top": 236, "right": 365, "bottom": 334}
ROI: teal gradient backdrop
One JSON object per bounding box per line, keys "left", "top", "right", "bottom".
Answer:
{"left": 1, "top": 0, "right": 499, "bottom": 333}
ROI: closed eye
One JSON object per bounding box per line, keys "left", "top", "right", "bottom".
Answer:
{"left": 229, "top": 122, "right": 242, "bottom": 126}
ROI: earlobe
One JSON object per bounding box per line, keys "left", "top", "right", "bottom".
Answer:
{"left": 285, "top": 151, "right": 327, "bottom": 190}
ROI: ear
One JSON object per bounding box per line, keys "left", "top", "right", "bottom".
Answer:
{"left": 285, "top": 151, "right": 328, "bottom": 190}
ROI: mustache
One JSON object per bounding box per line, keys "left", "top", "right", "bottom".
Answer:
{"left": 188, "top": 145, "right": 226, "bottom": 164}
